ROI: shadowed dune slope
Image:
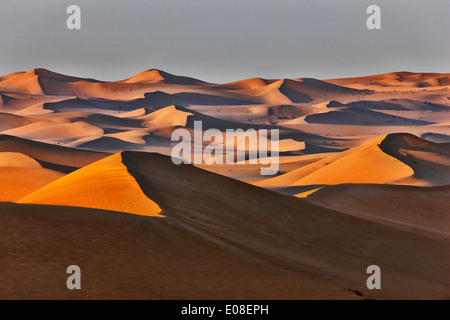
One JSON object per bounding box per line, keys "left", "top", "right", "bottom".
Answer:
{"left": 304, "top": 107, "right": 432, "bottom": 126}
{"left": 0, "top": 151, "right": 448, "bottom": 299}
{"left": 379, "top": 133, "right": 450, "bottom": 186}
{"left": 0, "top": 113, "right": 39, "bottom": 131}
{"left": 307, "top": 184, "right": 450, "bottom": 234}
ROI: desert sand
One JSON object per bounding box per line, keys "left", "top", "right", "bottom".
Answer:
{"left": 0, "top": 68, "right": 449, "bottom": 299}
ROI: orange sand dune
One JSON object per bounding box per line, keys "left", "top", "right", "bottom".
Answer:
{"left": 139, "top": 105, "right": 193, "bottom": 129}
{"left": 259, "top": 133, "right": 450, "bottom": 189}
{"left": 257, "top": 134, "right": 415, "bottom": 187}
{"left": 2, "top": 121, "right": 104, "bottom": 143}
{"left": 0, "top": 134, "right": 109, "bottom": 171}
{"left": 217, "top": 77, "right": 270, "bottom": 90}
{"left": 0, "top": 68, "right": 449, "bottom": 300}
{"left": 0, "top": 152, "right": 42, "bottom": 168}
{"left": 0, "top": 69, "right": 47, "bottom": 95}
{"left": 0, "top": 93, "right": 61, "bottom": 115}
{"left": 0, "top": 71, "right": 23, "bottom": 82}
{"left": 0, "top": 113, "right": 39, "bottom": 131}
{"left": 18, "top": 153, "right": 162, "bottom": 217}
{"left": 0, "top": 168, "right": 64, "bottom": 202}
{"left": 0, "top": 152, "right": 64, "bottom": 201}
{"left": 326, "top": 72, "right": 450, "bottom": 89}
{"left": 231, "top": 78, "right": 362, "bottom": 105}
{"left": 0, "top": 68, "right": 142, "bottom": 99}
{"left": 2, "top": 151, "right": 447, "bottom": 299}
{"left": 119, "top": 69, "right": 205, "bottom": 85}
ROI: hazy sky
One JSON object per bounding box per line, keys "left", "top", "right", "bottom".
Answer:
{"left": 0, "top": 0, "right": 449, "bottom": 83}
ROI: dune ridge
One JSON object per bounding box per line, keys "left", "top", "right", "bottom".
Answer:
{"left": 18, "top": 153, "right": 162, "bottom": 217}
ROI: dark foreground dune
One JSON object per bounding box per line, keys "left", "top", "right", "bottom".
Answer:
{"left": 0, "top": 152, "right": 448, "bottom": 299}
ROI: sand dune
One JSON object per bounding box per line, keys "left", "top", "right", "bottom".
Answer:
{"left": 257, "top": 134, "right": 416, "bottom": 187}
{"left": 226, "top": 78, "right": 363, "bottom": 105}
{"left": 304, "top": 107, "right": 432, "bottom": 126}
{"left": 2, "top": 121, "right": 104, "bottom": 143}
{"left": 259, "top": 133, "right": 450, "bottom": 189}
{"left": 0, "top": 168, "right": 64, "bottom": 202}
{"left": 0, "top": 68, "right": 148, "bottom": 99}
{"left": 139, "top": 105, "right": 193, "bottom": 129}
{"left": 422, "top": 132, "right": 450, "bottom": 143}
{"left": 0, "top": 152, "right": 64, "bottom": 201}
{"left": 75, "top": 136, "right": 145, "bottom": 151}
{"left": 379, "top": 133, "right": 450, "bottom": 186}
{"left": 120, "top": 69, "right": 205, "bottom": 85}
{"left": 307, "top": 184, "right": 450, "bottom": 234}
{"left": 326, "top": 71, "right": 450, "bottom": 89}
{"left": 2, "top": 151, "right": 448, "bottom": 299}
{"left": 18, "top": 153, "right": 162, "bottom": 217}
{"left": 346, "top": 99, "right": 448, "bottom": 111}
{"left": 0, "top": 93, "right": 65, "bottom": 116}
{"left": 0, "top": 113, "right": 39, "bottom": 131}
{"left": 216, "top": 77, "right": 270, "bottom": 90}
{"left": 0, "top": 152, "right": 42, "bottom": 168}
{"left": 0, "top": 69, "right": 47, "bottom": 95}
{"left": 43, "top": 97, "right": 145, "bottom": 115}
{"left": 0, "top": 68, "right": 447, "bottom": 157}
{"left": 0, "top": 134, "right": 108, "bottom": 172}
{"left": 141, "top": 90, "right": 255, "bottom": 107}
{"left": 240, "top": 79, "right": 312, "bottom": 104}
{"left": 0, "top": 68, "right": 449, "bottom": 299}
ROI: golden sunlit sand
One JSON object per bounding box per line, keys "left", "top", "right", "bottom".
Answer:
{"left": 18, "top": 153, "right": 162, "bottom": 217}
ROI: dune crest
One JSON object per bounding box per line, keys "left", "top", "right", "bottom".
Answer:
{"left": 257, "top": 135, "right": 416, "bottom": 187}
{"left": 0, "top": 152, "right": 42, "bottom": 168}
{"left": 18, "top": 153, "right": 162, "bottom": 217}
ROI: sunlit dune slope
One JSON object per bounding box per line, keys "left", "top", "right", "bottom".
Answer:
{"left": 18, "top": 153, "right": 162, "bottom": 217}
{"left": 257, "top": 134, "right": 415, "bottom": 187}
{"left": 0, "top": 152, "right": 64, "bottom": 201}
{"left": 0, "top": 152, "right": 41, "bottom": 168}
{"left": 2, "top": 121, "right": 104, "bottom": 142}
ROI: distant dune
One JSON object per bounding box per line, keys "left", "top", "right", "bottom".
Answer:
{"left": 325, "top": 71, "right": 450, "bottom": 89}
{"left": 258, "top": 133, "right": 450, "bottom": 189}
{"left": 304, "top": 107, "right": 432, "bottom": 126}
{"left": 119, "top": 69, "right": 206, "bottom": 85}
